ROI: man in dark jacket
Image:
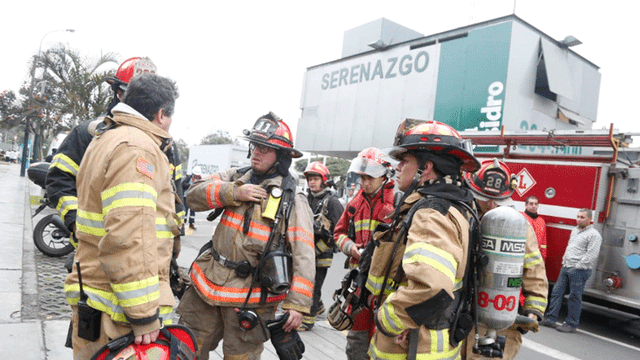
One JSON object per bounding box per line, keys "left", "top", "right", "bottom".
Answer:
{"left": 299, "top": 161, "right": 344, "bottom": 330}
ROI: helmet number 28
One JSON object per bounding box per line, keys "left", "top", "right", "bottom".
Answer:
{"left": 477, "top": 291, "right": 517, "bottom": 311}
{"left": 485, "top": 174, "right": 503, "bottom": 190}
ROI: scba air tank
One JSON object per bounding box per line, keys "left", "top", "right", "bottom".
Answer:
{"left": 477, "top": 206, "right": 528, "bottom": 331}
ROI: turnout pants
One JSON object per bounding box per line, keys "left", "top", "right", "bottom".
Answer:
{"left": 177, "top": 286, "right": 275, "bottom": 360}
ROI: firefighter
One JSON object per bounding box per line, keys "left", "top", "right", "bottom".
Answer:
{"left": 65, "top": 74, "right": 180, "bottom": 359}
{"left": 177, "top": 112, "right": 314, "bottom": 360}
{"left": 45, "top": 57, "right": 186, "bottom": 265}
{"left": 522, "top": 196, "right": 547, "bottom": 261}
{"left": 299, "top": 161, "right": 344, "bottom": 331}
{"left": 463, "top": 158, "right": 548, "bottom": 359}
{"left": 366, "top": 119, "right": 480, "bottom": 360}
{"left": 333, "top": 147, "right": 395, "bottom": 360}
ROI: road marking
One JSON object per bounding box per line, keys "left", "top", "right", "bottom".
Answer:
{"left": 522, "top": 337, "right": 582, "bottom": 360}
{"left": 522, "top": 327, "right": 640, "bottom": 359}
{"left": 573, "top": 328, "right": 640, "bottom": 353}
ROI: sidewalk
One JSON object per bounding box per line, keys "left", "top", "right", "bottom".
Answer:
{"left": 0, "top": 162, "right": 71, "bottom": 359}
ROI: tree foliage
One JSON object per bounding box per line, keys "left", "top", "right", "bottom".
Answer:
{"left": 0, "top": 90, "right": 21, "bottom": 138}
{"left": 38, "top": 45, "right": 118, "bottom": 127}
{"left": 200, "top": 130, "right": 237, "bottom": 145}
{"left": 295, "top": 157, "right": 351, "bottom": 188}
{"left": 1, "top": 44, "right": 118, "bottom": 160}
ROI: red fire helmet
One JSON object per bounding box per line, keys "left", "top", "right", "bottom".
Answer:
{"left": 105, "top": 57, "right": 157, "bottom": 91}
{"left": 242, "top": 112, "right": 303, "bottom": 158}
{"left": 304, "top": 161, "right": 331, "bottom": 184}
{"left": 464, "top": 158, "right": 518, "bottom": 200}
{"left": 389, "top": 119, "right": 480, "bottom": 173}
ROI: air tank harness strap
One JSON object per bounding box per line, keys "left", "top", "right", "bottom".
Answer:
{"left": 210, "top": 247, "right": 255, "bottom": 279}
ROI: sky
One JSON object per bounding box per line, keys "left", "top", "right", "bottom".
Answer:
{"left": 2, "top": 0, "right": 639, "bottom": 148}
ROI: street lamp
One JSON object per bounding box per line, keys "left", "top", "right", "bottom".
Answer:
{"left": 20, "top": 29, "right": 74, "bottom": 177}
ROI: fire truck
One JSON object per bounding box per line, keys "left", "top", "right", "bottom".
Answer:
{"left": 462, "top": 125, "right": 640, "bottom": 315}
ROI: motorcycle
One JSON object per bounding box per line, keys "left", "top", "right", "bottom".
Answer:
{"left": 27, "top": 162, "right": 74, "bottom": 257}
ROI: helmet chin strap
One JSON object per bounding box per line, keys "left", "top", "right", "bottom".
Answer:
{"left": 391, "top": 155, "right": 428, "bottom": 218}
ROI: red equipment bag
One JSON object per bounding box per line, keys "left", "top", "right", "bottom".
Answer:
{"left": 90, "top": 324, "right": 198, "bottom": 360}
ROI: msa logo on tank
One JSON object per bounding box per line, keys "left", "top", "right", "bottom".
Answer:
{"left": 482, "top": 236, "right": 526, "bottom": 255}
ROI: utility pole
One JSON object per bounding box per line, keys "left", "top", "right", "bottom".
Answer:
{"left": 20, "top": 29, "right": 74, "bottom": 177}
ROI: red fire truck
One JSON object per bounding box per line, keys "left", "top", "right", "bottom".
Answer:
{"left": 463, "top": 124, "right": 640, "bottom": 315}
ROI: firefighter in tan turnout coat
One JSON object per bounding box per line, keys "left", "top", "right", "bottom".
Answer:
{"left": 64, "top": 74, "right": 181, "bottom": 359}
{"left": 366, "top": 119, "right": 481, "bottom": 360}
{"left": 177, "top": 113, "right": 315, "bottom": 360}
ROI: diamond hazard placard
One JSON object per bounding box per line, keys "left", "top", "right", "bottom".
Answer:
{"left": 515, "top": 168, "right": 536, "bottom": 196}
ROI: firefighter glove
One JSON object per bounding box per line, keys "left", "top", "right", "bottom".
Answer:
{"left": 514, "top": 314, "right": 539, "bottom": 334}
{"left": 266, "top": 312, "right": 305, "bottom": 360}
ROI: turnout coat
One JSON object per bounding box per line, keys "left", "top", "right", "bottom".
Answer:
{"left": 65, "top": 107, "right": 181, "bottom": 336}
{"left": 367, "top": 182, "right": 473, "bottom": 360}
{"left": 185, "top": 168, "right": 315, "bottom": 314}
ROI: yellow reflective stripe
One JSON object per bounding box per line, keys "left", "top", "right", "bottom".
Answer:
{"left": 317, "top": 258, "right": 333, "bottom": 267}
{"left": 369, "top": 332, "right": 461, "bottom": 360}
{"left": 76, "top": 209, "right": 106, "bottom": 237}
{"left": 155, "top": 217, "right": 174, "bottom": 239}
{"left": 174, "top": 164, "right": 182, "bottom": 180}
{"left": 453, "top": 278, "right": 463, "bottom": 292}
{"left": 354, "top": 219, "right": 381, "bottom": 232}
{"left": 316, "top": 240, "right": 330, "bottom": 252}
{"left": 380, "top": 297, "right": 405, "bottom": 335}
{"left": 111, "top": 276, "right": 160, "bottom": 307}
{"left": 101, "top": 182, "right": 157, "bottom": 215}
{"left": 524, "top": 295, "right": 548, "bottom": 313}
{"left": 50, "top": 153, "right": 79, "bottom": 176}
{"left": 403, "top": 242, "right": 457, "bottom": 283}
{"left": 430, "top": 329, "right": 448, "bottom": 354}
{"left": 69, "top": 234, "right": 78, "bottom": 248}
{"left": 354, "top": 219, "right": 369, "bottom": 232}
{"left": 365, "top": 274, "right": 402, "bottom": 296}
{"left": 369, "top": 219, "right": 380, "bottom": 231}
{"left": 524, "top": 250, "right": 543, "bottom": 268}
{"left": 57, "top": 196, "right": 78, "bottom": 221}
{"left": 65, "top": 283, "right": 170, "bottom": 324}
{"left": 336, "top": 234, "right": 351, "bottom": 251}
{"left": 160, "top": 306, "right": 174, "bottom": 325}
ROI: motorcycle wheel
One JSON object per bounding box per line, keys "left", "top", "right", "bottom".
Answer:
{"left": 33, "top": 213, "right": 74, "bottom": 257}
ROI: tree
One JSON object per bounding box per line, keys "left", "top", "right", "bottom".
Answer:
{"left": 2, "top": 44, "right": 118, "bottom": 160}
{"left": 295, "top": 156, "right": 352, "bottom": 188}
{"left": 200, "top": 130, "right": 237, "bottom": 145}
{"left": 0, "top": 90, "right": 20, "bottom": 129}
{"left": 38, "top": 45, "right": 118, "bottom": 127}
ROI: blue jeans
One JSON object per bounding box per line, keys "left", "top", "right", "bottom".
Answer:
{"left": 545, "top": 267, "right": 592, "bottom": 327}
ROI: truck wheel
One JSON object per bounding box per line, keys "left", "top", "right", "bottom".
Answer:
{"left": 33, "top": 214, "right": 74, "bottom": 257}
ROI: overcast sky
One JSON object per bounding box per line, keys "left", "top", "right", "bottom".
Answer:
{"left": 2, "top": 0, "right": 638, "bottom": 147}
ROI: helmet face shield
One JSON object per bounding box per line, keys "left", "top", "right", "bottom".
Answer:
{"left": 348, "top": 156, "right": 387, "bottom": 178}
